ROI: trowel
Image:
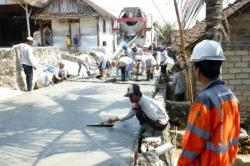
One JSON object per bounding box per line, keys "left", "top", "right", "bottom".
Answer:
{"left": 86, "top": 122, "right": 114, "bottom": 127}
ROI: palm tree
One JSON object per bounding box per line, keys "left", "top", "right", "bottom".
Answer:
{"left": 153, "top": 21, "right": 174, "bottom": 46}
{"left": 182, "top": 0, "right": 225, "bottom": 42}
{"left": 205, "top": 0, "right": 223, "bottom": 42}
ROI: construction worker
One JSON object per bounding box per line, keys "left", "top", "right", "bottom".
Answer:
{"left": 170, "top": 64, "right": 186, "bottom": 101}
{"left": 106, "top": 84, "right": 169, "bottom": 134}
{"left": 89, "top": 51, "right": 108, "bottom": 78}
{"left": 13, "top": 37, "right": 37, "bottom": 91}
{"left": 177, "top": 40, "right": 240, "bottom": 165}
{"left": 116, "top": 55, "right": 133, "bottom": 81}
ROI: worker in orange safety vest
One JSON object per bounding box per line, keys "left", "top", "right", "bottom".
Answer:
{"left": 177, "top": 40, "right": 240, "bottom": 165}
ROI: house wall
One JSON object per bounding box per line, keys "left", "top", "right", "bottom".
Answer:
{"left": 225, "top": 6, "right": 250, "bottom": 46}
{"left": 223, "top": 46, "right": 250, "bottom": 124}
{"left": 80, "top": 17, "right": 97, "bottom": 53}
{"left": 52, "top": 19, "right": 69, "bottom": 49}
{"left": 221, "top": 7, "right": 250, "bottom": 124}
{"left": 98, "top": 17, "right": 115, "bottom": 53}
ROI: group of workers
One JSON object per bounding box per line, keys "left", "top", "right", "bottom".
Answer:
{"left": 13, "top": 36, "right": 240, "bottom": 165}
{"left": 106, "top": 39, "right": 240, "bottom": 165}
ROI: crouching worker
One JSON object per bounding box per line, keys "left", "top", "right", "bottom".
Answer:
{"left": 106, "top": 84, "right": 169, "bottom": 135}
{"left": 53, "top": 61, "right": 69, "bottom": 83}
{"left": 89, "top": 51, "right": 108, "bottom": 78}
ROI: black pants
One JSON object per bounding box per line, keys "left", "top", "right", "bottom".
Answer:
{"left": 120, "top": 66, "right": 126, "bottom": 81}
{"left": 175, "top": 93, "right": 186, "bottom": 101}
{"left": 22, "top": 64, "right": 33, "bottom": 91}
{"left": 135, "top": 108, "right": 167, "bottom": 131}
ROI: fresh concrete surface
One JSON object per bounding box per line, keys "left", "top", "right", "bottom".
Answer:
{"left": 0, "top": 81, "right": 153, "bottom": 166}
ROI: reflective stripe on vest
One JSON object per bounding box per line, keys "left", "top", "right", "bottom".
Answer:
{"left": 187, "top": 123, "right": 211, "bottom": 140}
{"left": 182, "top": 149, "right": 199, "bottom": 159}
{"left": 206, "top": 138, "right": 239, "bottom": 154}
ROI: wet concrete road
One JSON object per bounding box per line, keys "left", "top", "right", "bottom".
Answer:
{"left": 0, "top": 81, "right": 153, "bottom": 166}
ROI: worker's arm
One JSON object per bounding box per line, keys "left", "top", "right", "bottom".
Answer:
{"left": 177, "top": 101, "right": 211, "bottom": 165}
{"left": 106, "top": 108, "right": 135, "bottom": 124}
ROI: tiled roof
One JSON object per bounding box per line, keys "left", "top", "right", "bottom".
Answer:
{"left": 0, "top": 0, "right": 49, "bottom": 8}
{"left": 171, "top": 0, "right": 250, "bottom": 50}
{"left": 33, "top": 0, "right": 116, "bottom": 20}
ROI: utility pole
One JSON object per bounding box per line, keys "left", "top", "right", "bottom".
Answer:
{"left": 173, "top": 0, "right": 194, "bottom": 103}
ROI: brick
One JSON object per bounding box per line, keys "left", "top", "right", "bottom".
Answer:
{"left": 222, "top": 68, "right": 229, "bottom": 74}
{"left": 223, "top": 62, "right": 235, "bottom": 68}
{"left": 224, "top": 50, "right": 235, "bottom": 56}
{"left": 223, "top": 80, "right": 229, "bottom": 85}
{"left": 234, "top": 62, "right": 248, "bottom": 67}
{"left": 238, "top": 96, "right": 248, "bottom": 102}
{"left": 248, "top": 96, "right": 250, "bottom": 101}
{"left": 234, "top": 91, "right": 242, "bottom": 96}
{"left": 242, "top": 80, "right": 250, "bottom": 85}
{"left": 222, "top": 74, "right": 235, "bottom": 79}
{"left": 227, "top": 85, "right": 234, "bottom": 90}
{"left": 241, "top": 101, "right": 250, "bottom": 107}
{"left": 242, "top": 91, "right": 250, "bottom": 96}
{"left": 229, "top": 80, "right": 241, "bottom": 85}
{"left": 228, "top": 57, "right": 241, "bottom": 62}
{"left": 242, "top": 68, "right": 250, "bottom": 73}
{"left": 235, "top": 85, "right": 248, "bottom": 90}
{"left": 235, "top": 73, "right": 249, "bottom": 79}
{"left": 229, "top": 68, "right": 241, "bottom": 74}
{"left": 241, "top": 56, "right": 250, "bottom": 61}
{"left": 235, "top": 50, "right": 249, "bottom": 56}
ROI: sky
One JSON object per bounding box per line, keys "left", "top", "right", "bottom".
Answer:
{"left": 90, "top": 0, "right": 236, "bottom": 28}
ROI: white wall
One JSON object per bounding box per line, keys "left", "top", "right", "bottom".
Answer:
{"left": 52, "top": 19, "right": 69, "bottom": 49}
{"left": 79, "top": 17, "right": 98, "bottom": 53}
{"left": 98, "top": 17, "right": 116, "bottom": 53}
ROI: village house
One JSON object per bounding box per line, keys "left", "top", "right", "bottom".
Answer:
{"left": 33, "top": 0, "right": 117, "bottom": 53}
{"left": 0, "top": 0, "right": 48, "bottom": 46}
{"left": 172, "top": 0, "right": 250, "bottom": 128}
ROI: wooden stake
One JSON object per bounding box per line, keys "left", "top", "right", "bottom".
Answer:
{"left": 173, "top": 0, "right": 194, "bottom": 103}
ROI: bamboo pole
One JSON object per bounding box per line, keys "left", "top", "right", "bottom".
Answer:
{"left": 173, "top": 0, "right": 194, "bottom": 103}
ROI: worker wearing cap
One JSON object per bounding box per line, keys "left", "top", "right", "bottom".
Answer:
{"left": 177, "top": 40, "right": 240, "bottom": 165}
{"left": 106, "top": 84, "right": 169, "bottom": 132}
{"left": 13, "top": 37, "right": 37, "bottom": 91}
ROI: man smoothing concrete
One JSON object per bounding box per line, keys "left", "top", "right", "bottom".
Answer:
{"left": 106, "top": 84, "right": 169, "bottom": 134}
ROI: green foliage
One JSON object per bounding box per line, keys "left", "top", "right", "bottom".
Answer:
{"left": 153, "top": 21, "right": 174, "bottom": 46}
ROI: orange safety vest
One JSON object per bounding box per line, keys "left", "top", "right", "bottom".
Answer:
{"left": 178, "top": 80, "right": 240, "bottom": 166}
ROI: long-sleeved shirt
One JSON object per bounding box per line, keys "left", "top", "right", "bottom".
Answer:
{"left": 13, "top": 43, "right": 37, "bottom": 67}
{"left": 119, "top": 95, "right": 169, "bottom": 125}
{"left": 178, "top": 79, "right": 240, "bottom": 166}
{"left": 171, "top": 71, "right": 186, "bottom": 94}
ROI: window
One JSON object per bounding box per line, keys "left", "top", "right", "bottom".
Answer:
{"left": 103, "top": 19, "right": 106, "bottom": 33}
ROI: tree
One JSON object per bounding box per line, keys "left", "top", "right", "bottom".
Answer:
{"left": 182, "top": 0, "right": 225, "bottom": 42}
{"left": 205, "top": 0, "right": 223, "bottom": 42}
{"left": 153, "top": 21, "right": 174, "bottom": 46}
{"left": 16, "top": 0, "right": 33, "bottom": 37}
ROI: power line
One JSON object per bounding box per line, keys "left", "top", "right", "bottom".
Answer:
{"left": 151, "top": 0, "right": 168, "bottom": 24}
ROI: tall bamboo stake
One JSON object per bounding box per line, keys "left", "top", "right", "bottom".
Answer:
{"left": 173, "top": 0, "right": 194, "bottom": 103}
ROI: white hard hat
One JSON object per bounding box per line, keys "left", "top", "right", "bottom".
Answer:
{"left": 26, "top": 36, "right": 34, "bottom": 42}
{"left": 190, "top": 39, "right": 225, "bottom": 62}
